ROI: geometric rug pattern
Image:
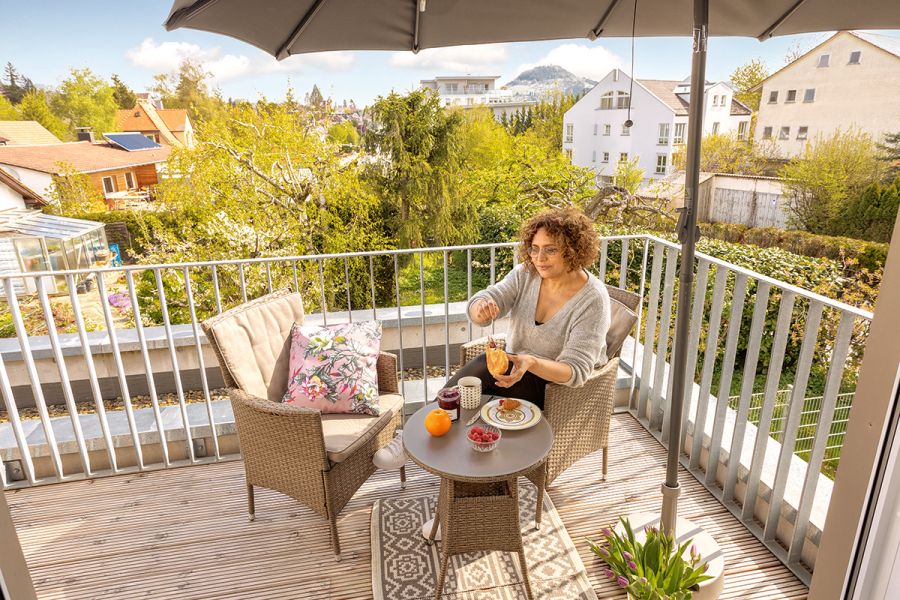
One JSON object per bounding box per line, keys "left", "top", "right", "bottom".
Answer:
{"left": 371, "top": 480, "right": 598, "bottom": 600}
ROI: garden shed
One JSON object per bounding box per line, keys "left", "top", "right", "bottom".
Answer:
{"left": 0, "top": 208, "right": 108, "bottom": 295}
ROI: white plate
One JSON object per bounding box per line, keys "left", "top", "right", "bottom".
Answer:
{"left": 480, "top": 398, "right": 542, "bottom": 430}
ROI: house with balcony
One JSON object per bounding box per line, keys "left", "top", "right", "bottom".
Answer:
{"left": 421, "top": 75, "right": 537, "bottom": 119}
{"left": 563, "top": 69, "right": 751, "bottom": 183}
{"left": 753, "top": 30, "right": 900, "bottom": 157}
{"left": 0, "top": 135, "right": 171, "bottom": 209}
{"left": 115, "top": 99, "right": 196, "bottom": 148}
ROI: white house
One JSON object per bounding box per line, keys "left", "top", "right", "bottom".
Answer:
{"left": 562, "top": 69, "right": 751, "bottom": 182}
{"left": 420, "top": 75, "right": 536, "bottom": 119}
{"left": 753, "top": 30, "right": 900, "bottom": 157}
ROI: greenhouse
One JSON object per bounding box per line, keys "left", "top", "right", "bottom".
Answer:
{"left": 0, "top": 208, "right": 109, "bottom": 294}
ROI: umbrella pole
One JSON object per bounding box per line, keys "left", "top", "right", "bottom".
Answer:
{"left": 661, "top": 0, "right": 708, "bottom": 537}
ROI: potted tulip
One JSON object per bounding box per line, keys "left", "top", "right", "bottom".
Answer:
{"left": 589, "top": 517, "right": 712, "bottom": 600}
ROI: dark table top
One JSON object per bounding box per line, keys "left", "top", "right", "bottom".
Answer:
{"left": 403, "top": 395, "right": 553, "bottom": 482}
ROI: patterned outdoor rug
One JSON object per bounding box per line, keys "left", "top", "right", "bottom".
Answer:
{"left": 371, "top": 480, "right": 598, "bottom": 599}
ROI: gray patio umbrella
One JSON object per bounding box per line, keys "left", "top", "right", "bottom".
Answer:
{"left": 164, "top": 0, "right": 900, "bottom": 535}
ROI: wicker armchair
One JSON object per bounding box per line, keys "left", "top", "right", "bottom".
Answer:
{"left": 202, "top": 290, "right": 405, "bottom": 561}
{"left": 459, "top": 285, "right": 639, "bottom": 489}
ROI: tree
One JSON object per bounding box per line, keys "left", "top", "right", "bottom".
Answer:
{"left": 729, "top": 58, "right": 768, "bottom": 111}
{"left": 51, "top": 68, "right": 117, "bottom": 136}
{"left": 47, "top": 165, "right": 106, "bottom": 214}
{"left": 308, "top": 84, "right": 324, "bottom": 107}
{"left": 877, "top": 132, "right": 900, "bottom": 180}
{"left": 364, "top": 90, "right": 475, "bottom": 246}
{"left": 110, "top": 74, "right": 137, "bottom": 109}
{"left": 672, "top": 133, "right": 778, "bottom": 176}
{"left": 17, "top": 91, "right": 69, "bottom": 140}
{"left": 781, "top": 128, "right": 885, "bottom": 234}
{"left": 1, "top": 62, "right": 34, "bottom": 104}
{"left": 150, "top": 59, "right": 224, "bottom": 123}
{"left": 0, "top": 95, "right": 18, "bottom": 120}
{"left": 612, "top": 156, "right": 645, "bottom": 194}
{"left": 327, "top": 120, "right": 360, "bottom": 146}
{"left": 833, "top": 177, "right": 900, "bottom": 243}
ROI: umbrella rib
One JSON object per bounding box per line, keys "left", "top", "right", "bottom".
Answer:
{"left": 164, "top": 0, "right": 221, "bottom": 30}
{"left": 590, "top": 0, "right": 624, "bottom": 39}
{"left": 413, "top": 0, "right": 422, "bottom": 52}
{"left": 276, "top": 0, "right": 330, "bottom": 60}
{"left": 757, "top": 0, "right": 807, "bottom": 40}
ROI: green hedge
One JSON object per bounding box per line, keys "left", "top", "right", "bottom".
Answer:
{"left": 698, "top": 223, "right": 889, "bottom": 271}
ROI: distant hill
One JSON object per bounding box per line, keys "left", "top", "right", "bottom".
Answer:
{"left": 503, "top": 65, "right": 597, "bottom": 98}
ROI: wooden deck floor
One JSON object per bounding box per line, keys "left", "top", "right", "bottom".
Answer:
{"left": 8, "top": 413, "right": 808, "bottom": 599}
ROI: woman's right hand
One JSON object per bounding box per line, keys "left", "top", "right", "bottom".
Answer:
{"left": 471, "top": 297, "right": 500, "bottom": 324}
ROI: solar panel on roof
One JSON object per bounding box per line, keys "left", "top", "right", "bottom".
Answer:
{"left": 103, "top": 132, "right": 163, "bottom": 152}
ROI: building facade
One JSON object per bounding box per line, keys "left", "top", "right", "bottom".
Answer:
{"left": 753, "top": 31, "right": 900, "bottom": 157}
{"left": 420, "top": 75, "right": 536, "bottom": 120}
{"left": 563, "top": 69, "right": 751, "bottom": 183}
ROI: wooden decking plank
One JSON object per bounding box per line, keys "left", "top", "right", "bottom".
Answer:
{"left": 11, "top": 413, "right": 807, "bottom": 599}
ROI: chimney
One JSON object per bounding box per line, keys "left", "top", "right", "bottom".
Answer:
{"left": 75, "top": 127, "right": 95, "bottom": 143}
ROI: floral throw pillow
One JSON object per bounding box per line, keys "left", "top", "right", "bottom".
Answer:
{"left": 282, "top": 320, "right": 382, "bottom": 416}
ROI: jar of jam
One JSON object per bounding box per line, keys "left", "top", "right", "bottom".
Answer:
{"left": 437, "top": 387, "right": 461, "bottom": 422}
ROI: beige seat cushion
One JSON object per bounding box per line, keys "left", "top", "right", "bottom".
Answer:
{"left": 203, "top": 291, "right": 305, "bottom": 402}
{"left": 321, "top": 393, "right": 404, "bottom": 463}
{"left": 606, "top": 298, "right": 637, "bottom": 359}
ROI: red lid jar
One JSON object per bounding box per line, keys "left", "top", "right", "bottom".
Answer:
{"left": 437, "top": 387, "right": 461, "bottom": 422}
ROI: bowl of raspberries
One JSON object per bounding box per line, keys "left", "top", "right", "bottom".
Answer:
{"left": 467, "top": 424, "right": 501, "bottom": 452}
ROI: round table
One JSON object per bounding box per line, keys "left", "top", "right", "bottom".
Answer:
{"left": 403, "top": 395, "right": 553, "bottom": 600}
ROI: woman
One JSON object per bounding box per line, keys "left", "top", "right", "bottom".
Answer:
{"left": 444, "top": 207, "right": 612, "bottom": 408}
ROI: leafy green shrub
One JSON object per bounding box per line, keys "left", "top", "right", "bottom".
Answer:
{"left": 833, "top": 177, "right": 900, "bottom": 243}
{"left": 698, "top": 223, "right": 889, "bottom": 271}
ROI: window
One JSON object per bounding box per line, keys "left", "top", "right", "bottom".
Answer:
{"left": 592, "top": 150, "right": 597, "bottom": 163}
{"left": 621, "top": 123, "right": 631, "bottom": 136}
{"left": 144, "top": 133, "right": 160, "bottom": 143}
{"left": 797, "top": 126, "right": 809, "bottom": 140}
{"left": 616, "top": 91, "right": 630, "bottom": 110}
{"left": 124, "top": 172, "right": 136, "bottom": 189}
{"left": 817, "top": 53, "right": 830, "bottom": 67}
{"left": 564, "top": 124, "right": 574, "bottom": 143}
{"left": 565, "top": 149, "right": 573, "bottom": 161}
{"left": 603, "top": 124, "right": 611, "bottom": 136}
{"left": 762, "top": 126, "right": 773, "bottom": 139}
{"left": 737, "top": 121, "right": 748, "bottom": 140}
{"left": 786, "top": 89, "right": 797, "bottom": 103}
{"left": 656, "top": 154, "right": 667, "bottom": 175}
{"left": 673, "top": 122, "right": 685, "bottom": 144}
{"left": 849, "top": 51, "right": 861, "bottom": 65}
{"left": 102, "top": 176, "right": 116, "bottom": 195}
{"left": 658, "top": 123, "right": 670, "bottom": 145}
{"left": 803, "top": 88, "right": 816, "bottom": 103}
{"left": 619, "top": 152, "right": 628, "bottom": 163}
{"left": 712, "top": 95, "right": 719, "bottom": 106}
{"left": 768, "top": 90, "right": 778, "bottom": 104}
{"left": 711, "top": 122, "right": 720, "bottom": 134}
{"left": 600, "top": 92, "right": 613, "bottom": 110}
{"left": 602, "top": 152, "right": 609, "bottom": 163}
{"left": 593, "top": 124, "right": 598, "bottom": 136}
{"left": 779, "top": 126, "right": 790, "bottom": 140}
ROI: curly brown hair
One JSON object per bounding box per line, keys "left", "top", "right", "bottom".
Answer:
{"left": 518, "top": 207, "right": 599, "bottom": 273}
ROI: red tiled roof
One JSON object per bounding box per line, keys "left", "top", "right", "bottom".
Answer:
{"left": 156, "top": 109, "right": 189, "bottom": 132}
{"left": 0, "top": 142, "right": 171, "bottom": 175}
{"left": 0, "top": 120, "right": 63, "bottom": 145}
{"left": 729, "top": 99, "right": 752, "bottom": 116}
{"left": 115, "top": 108, "right": 156, "bottom": 132}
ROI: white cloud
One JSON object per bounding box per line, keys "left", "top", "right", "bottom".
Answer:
{"left": 390, "top": 44, "right": 508, "bottom": 73}
{"left": 514, "top": 43, "right": 623, "bottom": 82}
{"left": 127, "top": 38, "right": 354, "bottom": 83}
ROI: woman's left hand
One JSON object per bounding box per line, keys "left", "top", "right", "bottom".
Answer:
{"left": 494, "top": 354, "right": 536, "bottom": 388}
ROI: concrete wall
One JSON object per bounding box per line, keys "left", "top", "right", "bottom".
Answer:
{"left": 755, "top": 32, "right": 900, "bottom": 158}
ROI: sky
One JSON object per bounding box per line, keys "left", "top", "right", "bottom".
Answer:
{"left": 3, "top": 2, "right": 896, "bottom": 107}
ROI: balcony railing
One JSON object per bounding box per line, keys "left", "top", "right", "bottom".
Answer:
{"left": 0, "top": 234, "right": 872, "bottom": 584}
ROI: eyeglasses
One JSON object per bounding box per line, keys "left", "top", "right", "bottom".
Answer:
{"left": 526, "top": 246, "right": 560, "bottom": 258}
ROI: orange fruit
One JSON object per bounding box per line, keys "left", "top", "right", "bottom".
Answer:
{"left": 424, "top": 408, "right": 452, "bottom": 437}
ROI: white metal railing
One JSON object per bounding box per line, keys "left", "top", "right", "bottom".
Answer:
{"left": 0, "top": 234, "right": 873, "bottom": 584}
